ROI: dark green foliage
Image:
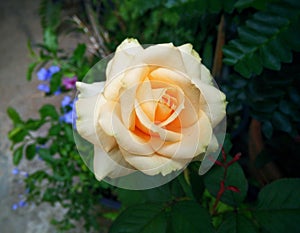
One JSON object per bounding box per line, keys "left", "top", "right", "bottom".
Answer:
{"left": 217, "top": 214, "right": 258, "bottom": 233}
{"left": 223, "top": 0, "right": 300, "bottom": 77}
{"left": 110, "top": 200, "right": 214, "bottom": 233}
{"left": 252, "top": 179, "right": 300, "bottom": 233}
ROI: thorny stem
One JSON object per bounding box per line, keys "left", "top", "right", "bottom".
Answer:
{"left": 211, "top": 148, "right": 241, "bottom": 215}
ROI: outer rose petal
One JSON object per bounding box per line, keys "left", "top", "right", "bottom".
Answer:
{"left": 94, "top": 146, "right": 134, "bottom": 180}
{"left": 106, "top": 38, "right": 144, "bottom": 81}
{"left": 76, "top": 82, "right": 115, "bottom": 151}
{"left": 135, "top": 43, "right": 187, "bottom": 75}
{"left": 76, "top": 82, "right": 105, "bottom": 98}
{"left": 197, "top": 81, "right": 227, "bottom": 127}
{"left": 120, "top": 147, "right": 189, "bottom": 176}
{"left": 177, "top": 43, "right": 213, "bottom": 85}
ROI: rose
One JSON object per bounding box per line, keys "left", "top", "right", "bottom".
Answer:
{"left": 75, "top": 38, "right": 226, "bottom": 181}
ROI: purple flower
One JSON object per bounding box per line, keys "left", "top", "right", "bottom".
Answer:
{"left": 60, "top": 111, "right": 73, "bottom": 124}
{"left": 37, "top": 83, "right": 50, "bottom": 93}
{"left": 37, "top": 65, "right": 60, "bottom": 81}
{"left": 12, "top": 168, "right": 19, "bottom": 175}
{"left": 37, "top": 68, "right": 49, "bottom": 81}
{"left": 48, "top": 65, "right": 60, "bottom": 74}
{"left": 18, "top": 200, "right": 27, "bottom": 207}
{"left": 61, "top": 96, "right": 72, "bottom": 107}
{"left": 12, "top": 203, "right": 18, "bottom": 211}
{"left": 62, "top": 76, "right": 77, "bottom": 90}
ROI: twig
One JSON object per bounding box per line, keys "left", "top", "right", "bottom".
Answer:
{"left": 211, "top": 149, "right": 241, "bottom": 215}
{"left": 212, "top": 14, "right": 225, "bottom": 78}
{"left": 84, "top": 0, "right": 109, "bottom": 56}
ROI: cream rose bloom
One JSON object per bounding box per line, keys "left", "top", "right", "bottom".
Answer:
{"left": 75, "top": 38, "right": 226, "bottom": 181}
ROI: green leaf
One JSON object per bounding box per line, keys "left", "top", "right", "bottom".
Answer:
{"left": 39, "top": 0, "right": 61, "bottom": 30}
{"left": 13, "top": 145, "right": 24, "bottom": 165}
{"left": 170, "top": 201, "right": 214, "bottom": 233}
{"left": 25, "top": 119, "right": 44, "bottom": 130}
{"left": 8, "top": 127, "right": 28, "bottom": 144}
{"left": 262, "top": 121, "right": 273, "bottom": 139}
{"left": 25, "top": 144, "right": 36, "bottom": 160}
{"left": 288, "top": 87, "right": 300, "bottom": 104}
{"left": 43, "top": 28, "right": 58, "bottom": 52}
{"left": 63, "top": 125, "right": 74, "bottom": 142}
{"left": 188, "top": 164, "right": 205, "bottom": 203}
{"left": 39, "top": 104, "right": 58, "bottom": 120}
{"left": 109, "top": 203, "right": 167, "bottom": 233}
{"left": 27, "top": 62, "right": 38, "bottom": 81}
{"left": 7, "top": 107, "right": 22, "bottom": 125}
{"left": 110, "top": 201, "right": 214, "bottom": 233}
{"left": 217, "top": 213, "right": 258, "bottom": 233}
{"left": 223, "top": 0, "right": 300, "bottom": 77}
{"left": 38, "top": 148, "right": 56, "bottom": 164}
{"left": 116, "top": 179, "right": 184, "bottom": 207}
{"left": 49, "top": 72, "right": 62, "bottom": 93}
{"left": 204, "top": 158, "right": 248, "bottom": 206}
{"left": 252, "top": 178, "right": 300, "bottom": 233}
{"left": 71, "top": 44, "right": 86, "bottom": 65}
{"left": 223, "top": 134, "right": 233, "bottom": 155}
{"left": 49, "top": 124, "right": 61, "bottom": 136}
{"left": 278, "top": 100, "right": 299, "bottom": 117}
{"left": 272, "top": 111, "right": 292, "bottom": 133}
{"left": 260, "top": 44, "right": 281, "bottom": 70}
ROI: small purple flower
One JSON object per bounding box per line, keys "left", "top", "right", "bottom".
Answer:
{"left": 60, "top": 111, "right": 73, "bottom": 124}
{"left": 61, "top": 96, "right": 72, "bottom": 107}
{"left": 37, "top": 68, "right": 49, "bottom": 81}
{"left": 62, "top": 76, "right": 77, "bottom": 90}
{"left": 12, "top": 168, "right": 19, "bottom": 175}
{"left": 37, "top": 83, "right": 50, "bottom": 93}
{"left": 12, "top": 203, "right": 18, "bottom": 211}
{"left": 48, "top": 65, "right": 60, "bottom": 74}
{"left": 18, "top": 200, "right": 27, "bottom": 207}
{"left": 37, "top": 65, "right": 60, "bottom": 81}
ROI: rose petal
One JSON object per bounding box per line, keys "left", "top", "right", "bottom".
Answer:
{"left": 197, "top": 81, "right": 227, "bottom": 127}
{"left": 120, "top": 147, "right": 189, "bottom": 176}
{"left": 136, "top": 43, "right": 187, "bottom": 74}
{"left": 76, "top": 82, "right": 116, "bottom": 151}
{"left": 119, "top": 66, "right": 150, "bottom": 130}
{"left": 157, "top": 110, "right": 212, "bottom": 159}
{"left": 136, "top": 77, "right": 156, "bottom": 121}
{"left": 76, "top": 81, "right": 105, "bottom": 98}
{"left": 94, "top": 145, "right": 134, "bottom": 180}
{"left": 99, "top": 101, "right": 155, "bottom": 155}
{"left": 103, "top": 74, "right": 124, "bottom": 101}
{"left": 150, "top": 68, "right": 201, "bottom": 124}
{"left": 177, "top": 43, "right": 213, "bottom": 85}
{"left": 135, "top": 99, "right": 182, "bottom": 142}
{"left": 106, "top": 38, "right": 144, "bottom": 81}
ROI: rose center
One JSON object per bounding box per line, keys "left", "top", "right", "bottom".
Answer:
{"left": 155, "top": 89, "right": 177, "bottom": 123}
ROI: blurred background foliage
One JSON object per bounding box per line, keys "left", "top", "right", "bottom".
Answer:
{"left": 7, "top": 0, "right": 300, "bottom": 232}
